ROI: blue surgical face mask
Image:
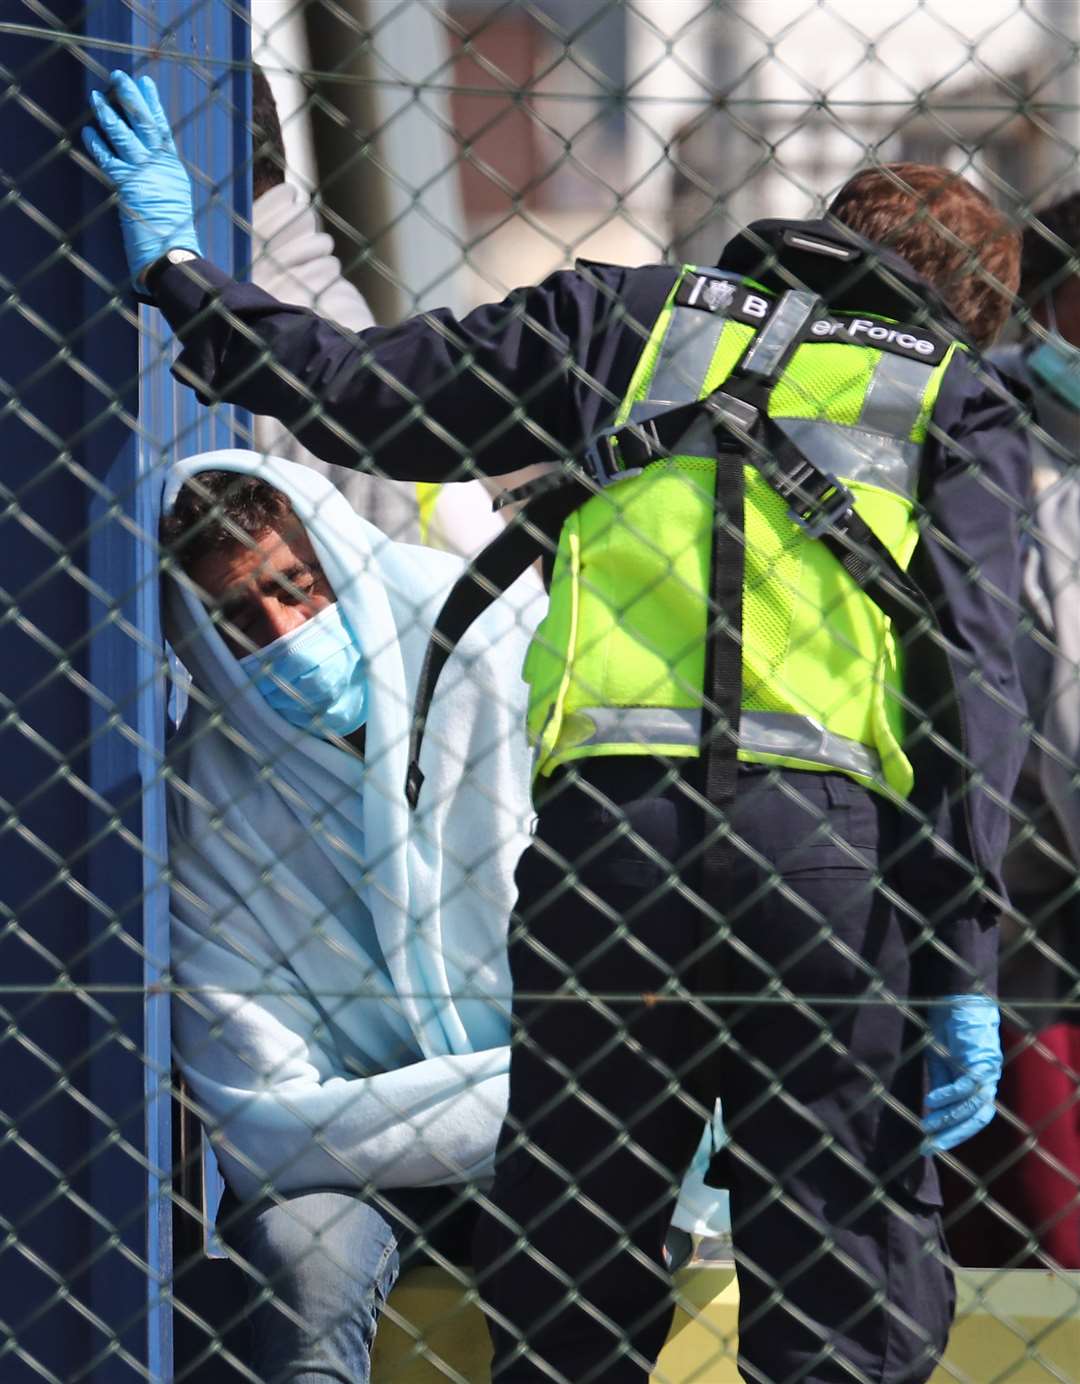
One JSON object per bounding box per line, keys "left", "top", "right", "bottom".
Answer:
{"left": 1029, "top": 296, "right": 1080, "bottom": 411}
{"left": 238, "top": 601, "right": 368, "bottom": 736}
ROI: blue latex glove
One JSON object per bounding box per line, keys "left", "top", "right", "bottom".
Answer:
{"left": 923, "top": 994, "right": 1002, "bottom": 1152}
{"left": 81, "top": 71, "right": 201, "bottom": 280}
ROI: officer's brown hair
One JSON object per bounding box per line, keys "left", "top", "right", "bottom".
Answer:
{"left": 827, "top": 163, "right": 1020, "bottom": 348}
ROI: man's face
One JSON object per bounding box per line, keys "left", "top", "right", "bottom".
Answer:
{"left": 189, "top": 518, "right": 336, "bottom": 657}
{"left": 1036, "top": 276, "right": 1080, "bottom": 347}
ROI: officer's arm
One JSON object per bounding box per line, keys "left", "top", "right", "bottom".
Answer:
{"left": 82, "top": 70, "right": 671, "bottom": 481}
{"left": 902, "top": 353, "right": 1031, "bottom": 998}
{"left": 149, "top": 257, "right": 670, "bottom": 483}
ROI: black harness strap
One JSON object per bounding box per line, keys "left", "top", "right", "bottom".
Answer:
{"left": 406, "top": 289, "right": 951, "bottom": 814}
{"left": 405, "top": 475, "right": 592, "bottom": 808}
{"left": 686, "top": 402, "right": 746, "bottom": 1125}
{"left": 609, "top": 380, "right": 935, "bottom": 645}
{"left": 685, "top": 292, "right": 820, "bottom": 1122}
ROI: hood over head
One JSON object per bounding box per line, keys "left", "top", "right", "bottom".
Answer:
{"left": 163, "top": 448, "right": 538, "bottom": 1062}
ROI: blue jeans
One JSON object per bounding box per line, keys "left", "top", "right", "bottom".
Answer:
{"left": 218, "top": 1184, "right": 477, "bottom": 1383}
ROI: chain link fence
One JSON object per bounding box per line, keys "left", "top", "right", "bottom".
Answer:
{"left": 2, "top": 1, "right": 1080, "bottom": 1380}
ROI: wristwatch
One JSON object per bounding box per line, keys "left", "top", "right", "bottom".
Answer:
{"left": 143, "top": 246, "right": 200, "bottom": 296}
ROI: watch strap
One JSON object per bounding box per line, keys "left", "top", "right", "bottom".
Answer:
{"left": 144, "top": 247, "right": 200, "bottom": 298}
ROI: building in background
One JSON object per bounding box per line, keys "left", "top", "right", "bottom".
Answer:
{"left": 252, "top": 0, "right": 469, "bottom": 321}
{"left": 443, "top": 0, "right": 699, "bottom": 294}
{"left": 672, "top": 0, "right": 1080, "bottom": 261}
{"left": 252, "top": 1, "right": 721, "bottom": 304}
{"left": 258, "top": 0, "right": 1080, "bottom": 301}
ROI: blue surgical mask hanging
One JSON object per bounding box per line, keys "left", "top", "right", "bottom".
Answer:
{"left": 1029, "top": 296, "right": 1080, "bottom": 411}
{"left": 238, "top": 601, "right": 368, "bottom": 736}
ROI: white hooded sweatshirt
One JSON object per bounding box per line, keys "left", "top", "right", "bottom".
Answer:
{"left": 163, "top": 448, "right": 727, "bottom": 1234}
{"left": 164, "top": 448, "right": 540, "bottom": 1198}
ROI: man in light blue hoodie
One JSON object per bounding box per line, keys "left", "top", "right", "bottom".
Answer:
{"left": 162, "top": 450, "right": 539, "bottom": 1380}
{"left": 161, "top": 450, "right": 724, "bottom": 1381}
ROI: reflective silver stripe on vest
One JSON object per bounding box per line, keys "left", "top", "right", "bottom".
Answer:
{"left": 737, "top": 711, "right": 882, "bottom": 779}
{"left": 858, "top": 350, "right": 932, "bottom": 439}
{"left": 575, "top": 706, "right": 702, "bottom": 748}
{"left": 571, "top": 706, "right": 882, "bottom": 780}
{"left": 774, "top": 418, "right": 920, "bottom": 497}
{"left": 646, "top": 293, "right": 733, "bottom": 404}
{"left": 637, "top": 287, "right": 933, "bottom": 486}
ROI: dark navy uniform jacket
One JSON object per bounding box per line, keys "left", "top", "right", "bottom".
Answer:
{"left": 152, "top": 219, "right": 1030, "bottom": 998}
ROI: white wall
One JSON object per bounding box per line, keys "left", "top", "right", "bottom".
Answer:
{"left": 359, "top": 1, "right": 469, "bottom": 315}
{"left": 623, "top": 1, "right": 715, "bottom": 221}
{"left": 250, "top": 0, "right": 318, "bottom": 193}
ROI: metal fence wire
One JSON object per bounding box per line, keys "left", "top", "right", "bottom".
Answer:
{"left": 2, "top": 1, "right": 1080, "bottom": 1381}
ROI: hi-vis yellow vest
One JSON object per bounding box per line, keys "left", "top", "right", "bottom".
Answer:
{"left": 523, "top": 266, "right": 959, "bottom": 796}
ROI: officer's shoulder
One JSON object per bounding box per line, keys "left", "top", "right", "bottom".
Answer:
{"left": 573, "top": 256, "right": 679, "bottom": 283}
{"left": 945, "top": 342, "right": 1028, "bottom": 409}
{"left": 985, "top": 343, "right": 1033, "bottom": 399}
{"left": 574, "top": 256, "right": 623, "bottom": 274}
{"left": 567, "top": 259, "right": 680, "bottom": 327}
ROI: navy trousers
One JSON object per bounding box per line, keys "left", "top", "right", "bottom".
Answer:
{"left": 473, "top": 761, "right": 955, "bottom": 1384}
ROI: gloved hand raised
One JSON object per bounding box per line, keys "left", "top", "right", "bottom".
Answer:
{"left": 923, "top": 994, "right": 1002, "bottom": 1152}
{"left": 82, "top": 71, "right": 201, "bottom": 281}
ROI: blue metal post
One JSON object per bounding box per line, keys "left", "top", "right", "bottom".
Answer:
{"left": 0, "top": 2, "right": 249, "bottom": 1378}
{"left": 0, "top": 4, "right": 100, "bottom": 1376}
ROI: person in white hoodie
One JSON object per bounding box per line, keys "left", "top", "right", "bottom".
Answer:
{"left": 162, "top": 447, "right": 538, "bottom": 1379}
{"left": 162, "top": 448, "right": 723, "bottom": 1381}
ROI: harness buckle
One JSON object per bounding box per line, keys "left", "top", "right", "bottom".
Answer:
{"left": 706, "top": 391, "right": 760, "bottom": 448}
{"left": 583, "top": 426, "right": 646, "bottom": 486}
{"left": 783, "top": 467, "right": 856, "bottom": 539}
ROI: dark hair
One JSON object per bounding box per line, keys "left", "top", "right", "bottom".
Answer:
{"left": 252, "top": 63, "right": 287, "bottom": 201}
{"left": 827, "top": 163, "right": 1020, "bottom": 348}
{"left": 1019, "top": 191, "right": 1080, "bottom": 306}
{"left": 160, "top": 471, "right": 294, "bottom": 573}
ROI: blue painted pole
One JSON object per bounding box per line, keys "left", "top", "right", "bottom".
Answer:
{"left": 0, "top": 2, "right": 249, "bottom": 1378}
